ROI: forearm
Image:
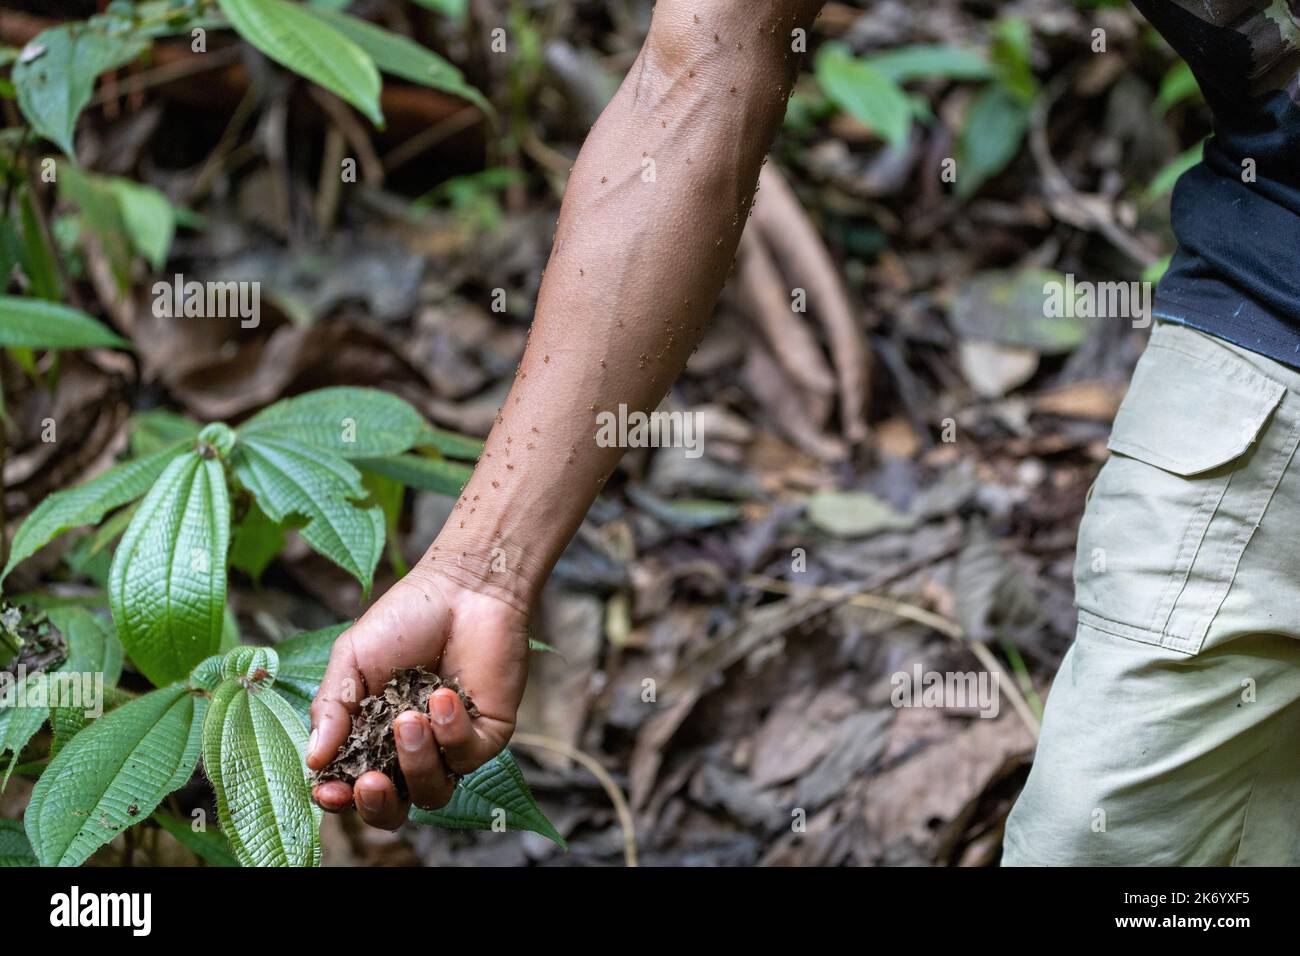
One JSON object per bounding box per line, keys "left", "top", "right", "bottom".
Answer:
{"left": 423, "top": 0, "right": 822, "bottom": 608}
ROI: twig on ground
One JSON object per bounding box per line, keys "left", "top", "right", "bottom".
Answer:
{"left": 511, "top": 731, "right": 638, "bottom": 867}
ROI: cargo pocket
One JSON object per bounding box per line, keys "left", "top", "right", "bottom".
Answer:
{"left": 1073, "top": 337, "right": 1288, "bottom": 654}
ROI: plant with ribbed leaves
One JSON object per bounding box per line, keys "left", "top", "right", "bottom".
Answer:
{"left": 0, "top": 386, "right": 565, "bottom": 867}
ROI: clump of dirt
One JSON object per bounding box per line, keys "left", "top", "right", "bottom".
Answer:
{"left": 311, "top": 667, "right": 477, "bottom": 797}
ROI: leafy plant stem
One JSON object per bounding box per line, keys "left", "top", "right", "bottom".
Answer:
{"left": 511, "top": 732, "right": 636, "bottom": 867}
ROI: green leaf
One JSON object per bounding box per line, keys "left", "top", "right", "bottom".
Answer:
{"left": 47, "top": 606, "right": 123, "bottom": 687}
{"left": 1156, "top": 60, "right": 1201, "bottom": 114}
{"left": 814, "top": 44, "right": 912, "bottom": 148}
{"left": 357, "top": 453, "right": 471, "bottom": 497}
{"left": 108, "top": 451, "right": 231, "bottom": 687}
{"left": 1145, "top": 142, "right": 1202, "bottom": 202}
{"left": 203, "top": 671, "right": 322, "bottom": 867}
{"left": 130, "top": 409, "right": 201, "bottom": 457}
{"left": 103, "top": 176, "right": 178, "bottom": 271}
{"left": 271, "top": 623, "right": 347, "bottom": 727}
{"left": 416, "top": 422, "right": 483, "bottom": 460}
{"left": 232, "top": 435, "right": 384, "bottom": 595}
{"left": 24, "top": 685, "right": 206, "bottom": 867}
{"left": 806, "top": 491, "right": 913, "bottom": 539}
{"left": 864, "top": 44, "right": 994, "bottom": 84}
{"left": 0, "top": 297, "right": 128, "bottom": 350}
{"left": 410, "top": 749, "right": 566, "bottom": 849}
{"left": 0, "top": 670, "right": 48, "bottom": 786}
{"left": 218, "top": 0, "right": 384, "bottom": 126}
{"left": 13, "top": 23, "right": 147, "bottom": 156}
{"left": 303, "top": 7, "right": 493, "bottom": 118}
{"left": 17, "top": 189, "right": 61, "bottom": 300}
{"left": 241, "top": 386, "right": 425, "bottom": 458}
{"left": 955, "top": 85, "right": 1030, "bottom": 198}
{"left": 411, "top": 0, "right": 468, "bottom": 20}
{"left": 230, "top": 500, "right": 285, "bottom": 583}
{"left": 49, "top": 706, "right": 86, "bottom": 760}
{"left": 153, "top": 811, "right": 238, "bottom": 867}
{"left": 220, "top": 644, "right": 278, "bottom": 685}
{"left": 1, "top": 443, "right": 185, "bottom": 583}
{"left": 0, "top": 818, "right": 37, "bottom": 866}
{"left": 59, "top": 164, "right": 133, "bottom": 287}
{"left": 189, "top": 655, "right": 224, "bottom": 693}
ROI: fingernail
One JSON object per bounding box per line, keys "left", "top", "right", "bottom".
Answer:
{"left": 356, "top": 784, "right": 384, "bottom": 814}
{"left": 431, "top": 692, "right": 456, "bottom": 726}
{"left": 396, "top": 717, "right": 426, "bottom": 753}
{"left": 308, "top": 727, "right": 319, "bottom": 759}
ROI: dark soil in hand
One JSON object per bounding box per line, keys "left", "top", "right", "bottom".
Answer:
{"left": 311, "top": 667, "right": 477, "bottom": 798}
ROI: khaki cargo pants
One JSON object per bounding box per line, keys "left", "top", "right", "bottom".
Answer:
{"left": 1003, "top": 322, "right": 1300, "bottom": 865}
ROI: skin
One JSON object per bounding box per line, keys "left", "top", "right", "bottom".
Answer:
{"left": 309, "top": 0, "right": 828, "bottom": 829}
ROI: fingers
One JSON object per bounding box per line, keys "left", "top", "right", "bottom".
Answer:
{"left": 393, "top": 712, "right": 456, "bottom": 811}
{"left": 428, "top": 687, "right": 506, "bottom": 775}
{"left": 353, "top": 771, "right": 409, "bottom": 830}
{"left": 308, "top": 631, "right": 363, "bottom": 771}
{"left": 313, "top": 780, "right": 354, "bottom": 814}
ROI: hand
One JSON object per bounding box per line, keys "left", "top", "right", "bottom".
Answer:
{"left": 307, "top": 563, "right": 530, "bottom": 829}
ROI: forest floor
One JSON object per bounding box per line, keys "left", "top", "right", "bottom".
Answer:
{"left": 0, "top": 0, "right": 1197, "bottom": 865}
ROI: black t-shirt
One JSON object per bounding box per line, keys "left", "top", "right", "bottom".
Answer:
{"left": 1134, "top": 0, "right": 1300, "bottom": 365}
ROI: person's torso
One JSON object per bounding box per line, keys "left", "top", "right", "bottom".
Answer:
{"left": 1132, "top": 0, "right": 1300, "bottom": 364}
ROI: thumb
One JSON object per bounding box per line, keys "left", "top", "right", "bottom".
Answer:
{"left": 307, "top": 630, "right": 363, "bottom": 770}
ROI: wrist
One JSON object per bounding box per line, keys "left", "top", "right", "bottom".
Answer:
{"left": 416, "top": 523, "right": 551, "bottom": 616}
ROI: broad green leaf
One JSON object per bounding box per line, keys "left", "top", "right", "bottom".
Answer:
{"left": 108, "top": 452, "right": 231, "bottom": 686}
{"left": 190, "top": 655, "right": 225, "bottom": 693}
{"left": 153, "top": 811, "right": 238, "bottom": 867}
{"left": 0, "top": 297, "right": 128, "bottom": 350}
{"left": 865, "top": 44, "right": 994, "bottom": 84}
{"left": 104, "top": 176, "right": 178, "bottom": 271}
{"left": 358, "top": 453, "right": 471, "bottom": 497}
{"left": 0, "top": 670, "right": 48, "bottom": 786}
{"left": 2, "top": 443, "right": 186, "bottom": 583}
{"left": 47, "top": 606, "right": 123, "bottom": 687}
{"left": 218, "top": 0, "right": 384, "bottom": 126}
{"left": 13, "top": 24, "right": 147, "bottom": 156}
{"left": 241, "top": 386, "right": 425, "bottom": 458}
{"left": 814, "top": 44, "right": 912, "bottom": 149}
{"left": 232, "top": 435, "right": 384, "bottom": 594}
{"left": 229, "top": 500, "right": 285, "bottom": 582}
{"left": 303, "top": 7, "right": 493, "bottom": 118}
{"left": 956, "top": 85, "right": 1030, "bottom": 198}
{"left": 130, "top": 409, "right": 201, "bottom": 457}
{"left": 220, "top": 645, "right": 279, "bottom": 685}
{"left": 42, "top": 608, "right": 122, "bottom": 761}
{"left": 24, "top": 685, "right": 206, "bottom": 867}
{"left": 0, "top": 818, "right": 36, "bottom": 866}
{"left": 271, "top": 623, "right": 347, "bottom": 726}
{"left": 49, "top": 705, "right": 85, "bottom": 760}
{"left": 58, "top": 160, "right": 133, "bottom": 288}
{"left": 416, "top": 422, "right": 483, "bottom": 460}
{"left": 410, "top": 749, "right": 566, "bottom": 849}
{"left": 203, "top": 674, "right": 321, "bottom": 867}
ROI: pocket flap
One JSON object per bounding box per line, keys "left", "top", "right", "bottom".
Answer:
{"left": 1107, "top": 341, "right": 1285, "bottom": 476}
